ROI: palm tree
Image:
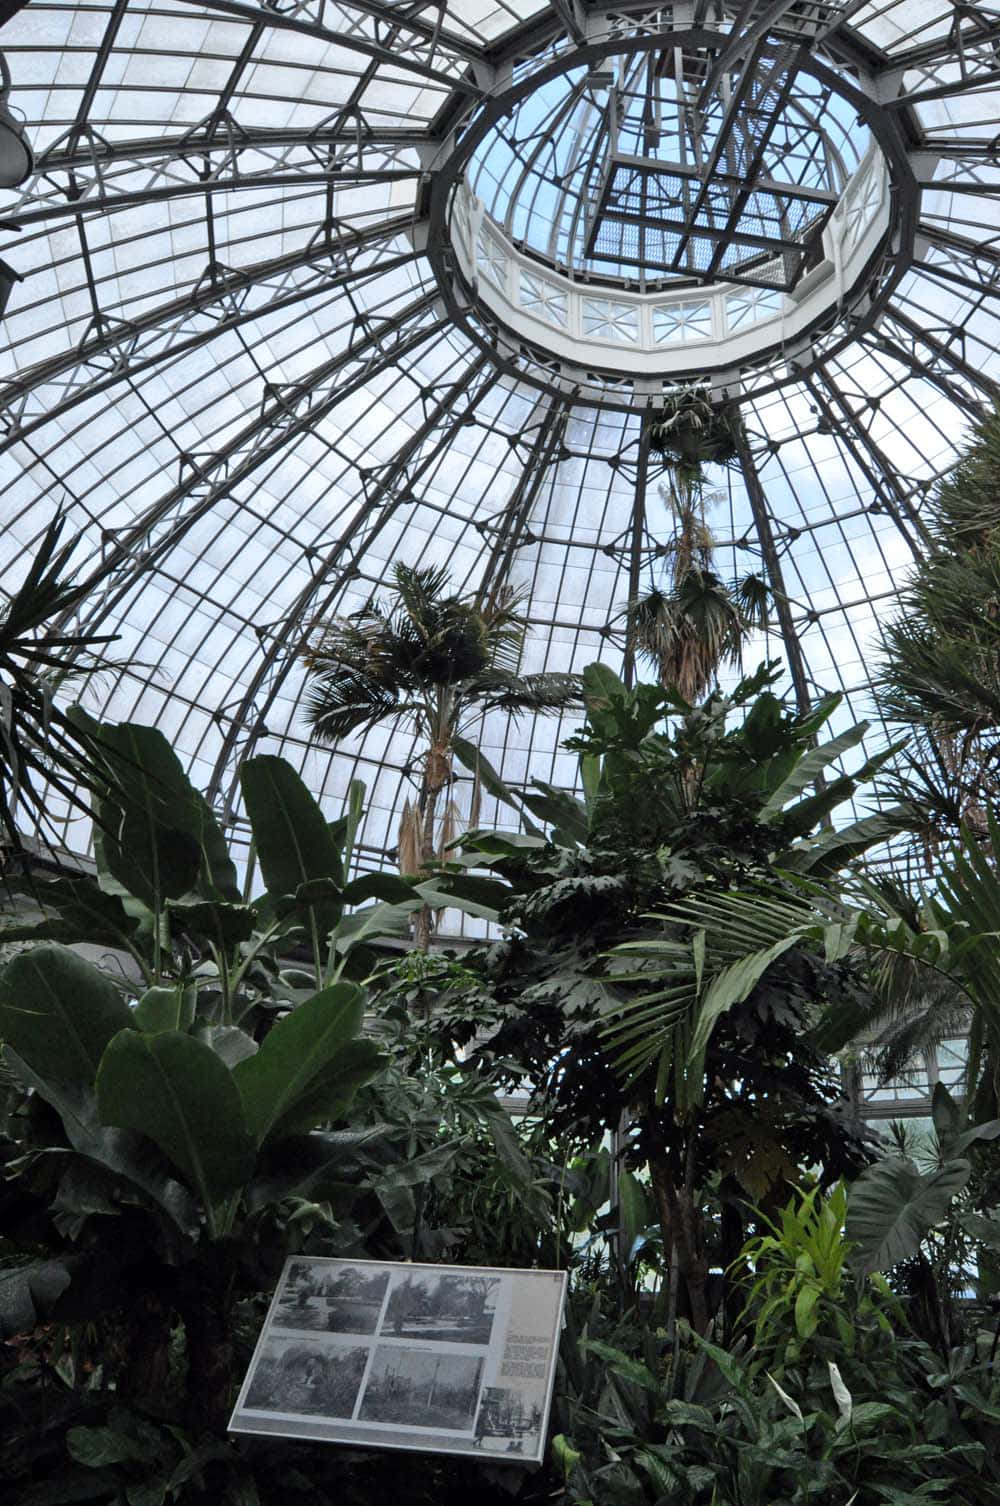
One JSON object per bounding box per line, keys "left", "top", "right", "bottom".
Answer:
{"left": 301, "top": 562, "right": 583, "bottom": 942}
{"left": 0, "top": 515, "right": 120, "bottom": 865}
{"left": 629, "top": 391, "right": 770, "bottom": 702}
{"left": 874, "top": 404, "right": 1000, "bottom": 859}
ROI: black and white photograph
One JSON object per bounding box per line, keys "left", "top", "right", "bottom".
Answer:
{"left": 230, "top": 1260, "right": 567, "bottom": 1461}
{"left": 243, "top": 1336, "right": 367, "bottom": 1419}
{"left": 358, "top": 1347, "right": 484, "bottom": 1431}
{"left": 380, "top": 1270, "right": 500, "bottom": 1345}
{"left": 473, "top": 1386, "right": 544, "bottom": 1456}
{"left": 274, "top": 1260, "right": 389, "bottom": 1335}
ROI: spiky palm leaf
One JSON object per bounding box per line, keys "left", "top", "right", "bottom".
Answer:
{"left": 0, "top": 516, "right": 120, "bottom": 856}
{"left": 303, "top": 562, "right": 584, "bottom": 921}
{"left": 874, "top": 406, "right": 1000, "bottom": 849}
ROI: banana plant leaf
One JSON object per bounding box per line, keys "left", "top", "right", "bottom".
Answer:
{"left": 97, "top": 1029, "right": 257, "bottom": 1211}
{"left": 232, "top": 981, "right": 383, "bottom": 1146}
{"left": 0, "top": 944, "right": 134, "bottom": 1084}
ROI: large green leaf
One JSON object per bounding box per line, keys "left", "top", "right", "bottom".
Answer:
{"left": 133, "top": 984, "right": 197, "bottom": 1033}
{"left": 239, "top": 755, "right": 344, "bottom": 940}
{"left": 0, "top": 1257, "right": 73, "bottom": 1339}
{"left": 0, "top": 874, "right": 140, "bottom": 949}
{"left": 232, "top": 982, "right": 382, "bottom": 1145}
{"left": 846, "top": 1156, "right": 972, "bottom": 1274}
{"left": 581, "top": 661, "right": 627, "bottom": 708}
{"left": 757, "top": 722, "right": 869, "bottom": 821}
{"left": 0, "top": 945, "right": 133, "bottom": 1085}
{"left": 414, "top": 874, "right": 505, "bottom": 921}
{"left": 4, "top": 1049, "right": 199, "bottom": 1233}
{"left": 97, "top": 1029, "right": 256, "bottom": 1208}
{"left": 778, "top": 810, "right": 905, "bottom": 875}
{"left": 75, "top": 718, "right": 227, "bottom": 906}
{"left": 452, "top": 736, "right": 519, "bottom": 810}
{"left": 340, "top": 872, "right": 418, "bottom": 905}
{"left": 520, "top": 780, "right": 589, "bottom": 844}
{"left": 257, "top": 1039, "right": 385, "bottom": 1140}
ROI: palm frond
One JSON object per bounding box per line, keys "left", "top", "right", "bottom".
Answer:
{"left": 303, "top": 668, "right": 410, "bottom": 743}
{"left": 467, "top": 669, "right": 585, "bottom": 718}
{"left": 0, "top": 515, "right": 124, "bottom": 855}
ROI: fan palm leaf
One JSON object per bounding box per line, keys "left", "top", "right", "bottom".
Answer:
{"left": 0, "top": 515, "right": 122, "bottom": 857}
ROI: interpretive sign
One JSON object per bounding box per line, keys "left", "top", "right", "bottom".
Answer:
{"left": 229, "top": 1258, "right": 568, "bottom": 1463}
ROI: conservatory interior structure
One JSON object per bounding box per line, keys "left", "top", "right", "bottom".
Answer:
{"left": 2, "top": 1, "right": 1000, "bottom": 1502}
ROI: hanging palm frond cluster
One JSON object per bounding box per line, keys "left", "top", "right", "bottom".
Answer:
{"left": 0, "top": 516, "right": 119, "bottom": 859}
{"left": 647, "top": 387, "right": 741, "bottom": 472}
{"left": 631, "top": 396, "right": 770, "bottom": 704}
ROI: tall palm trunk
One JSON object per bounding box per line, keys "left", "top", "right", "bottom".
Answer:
{"left": 414, "top": 705, "right": 453, "bottom": 950}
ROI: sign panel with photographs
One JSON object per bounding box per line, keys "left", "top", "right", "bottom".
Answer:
{"left": 228, "top": 1258, "right": 568, "bottom": 1464}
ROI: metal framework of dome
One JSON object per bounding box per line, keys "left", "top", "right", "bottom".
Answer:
{"left": 0, "top": 0, "right": 999, "bottom": 889}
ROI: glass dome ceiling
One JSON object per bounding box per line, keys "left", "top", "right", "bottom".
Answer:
{"left": 1, "top": 0, "right": 999, "bottom": 881}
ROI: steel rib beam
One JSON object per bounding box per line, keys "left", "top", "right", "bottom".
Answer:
{"left": 205, "top": 353, "right": 499, "bottom": 806}
{"left": 57, "top": 293, "right": 448, "bottom": 633}
{"left": 0, "top": 216, "right": 422, "bottom": 448}
{"left": 175, "top": 0, "right": 483, "bottom": 90}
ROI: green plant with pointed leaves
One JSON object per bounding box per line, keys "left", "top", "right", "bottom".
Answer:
{"left": 302, "top": 561, "right": 582, "bottom": 943}
{"left": 0, "top": 514, "right": 125, "bottom": 860}
{"left": 436, "top": 663, "right": 891, "bottom": 1333}
{"left": 875, "top": 404, "right": 1000, "bottom": 855}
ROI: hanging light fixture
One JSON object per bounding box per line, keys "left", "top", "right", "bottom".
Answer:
{"left": 0, "top": 52, "right": 33, "bottom": 188}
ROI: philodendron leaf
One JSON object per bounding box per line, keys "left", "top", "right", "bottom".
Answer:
{"left": 0, "top": 944, "right": 134, "bottom": 1085}
{"left": 133, "top": 984, "right": 197, "bottom": 1033}
{"left": 232, "top": 982, "right": 383, "bottom": 1146}
{"left": 240, "top": 755, "right": 344, "bottom": 903}
{"left": 0, "top": 1258, "right": 73, "bottom": 1339}
{"left": 97, "top": 1029, "right": 256, "bottom": 1209}
{"left": 846, "top": 1156, "right": 972, "bottom": 1274}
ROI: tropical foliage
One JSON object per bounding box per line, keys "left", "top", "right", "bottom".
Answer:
{"left": 632, "top": 390, "right": 769, "bottom": 701}
{"left": 435, "top": 663, "right": 900, "bottom": 1333}
{"left": 875, "top": 404, "right": 1000, "bottom": 854}
{"left": 3, "top": 515, "right": 1000, "bottom": 1503}
{"left": 0, "top": 515, "right": 123, "bottom": 859}
{"left": 301, "top": 563, "right": 582, "bottom": 898}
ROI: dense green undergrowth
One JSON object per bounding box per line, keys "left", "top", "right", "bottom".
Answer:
{"left": 2, "top": 661, "right": 1000, "bottom": 1504}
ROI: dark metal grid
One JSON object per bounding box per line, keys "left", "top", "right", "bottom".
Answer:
{"left": 0, "top": 0, "right": 998, "bottom": 878}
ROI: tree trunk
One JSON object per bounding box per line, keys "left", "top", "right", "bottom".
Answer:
{"left": 647, "top": 1137, "right": 710, "bottom": 1336}
{"left": 413, "top": 740, "right": 450, "bottom": 951}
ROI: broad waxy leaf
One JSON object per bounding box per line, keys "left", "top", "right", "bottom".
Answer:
{"left": 257, "top": 1040, "right": 384, "bottom": 1139}
{"left": 166, "top": 899, "right": 256, "bottom": 947}
{"left": 97, "top": 1029, "right": 256, "bottom": 1208}
{"left": 74, "top": 717, "right": 230, "bottom": 907}
{"left": 133, "top": 984, "right": 197, "bottom": 1033}
{"left": 4, "top": 1049, "right": 199, "bottom": 1233}
{"left": 232, "top": 981, "right": 380, "bottom": 1145}
{"left": 846, "top": 1156, "right": 972, "bottom": 1274}
{"left": 240, "top": 755, "right": 344, "bottom": 939}
{"left": 0, "top": 874, "right": 140, "bottom": 949}
{"left": 520, "top": 779, "right": 589, "bottom": 844}
{"left": 0, "top": 944, "right": 133, "bottom": 1084}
